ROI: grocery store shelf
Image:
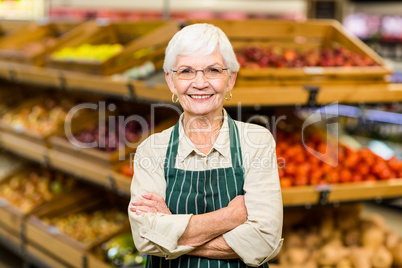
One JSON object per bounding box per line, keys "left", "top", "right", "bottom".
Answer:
{"left": 47, "top": 148, "right": 115, "bottom": 189}
{"left": 0, "top": 131, "right": 48, "bottom": 164}
{"left": 1, "top": 60, "right": 402, "bottom": 107}
{"left": 282, "top": 186, "right": 320, "bottom": 206}
{"left": 328, "top": 179, "right": 402, "bottom": 203}
{"left": 1, "top": 125, "right": 402, "bottom": 207}
{"left": 0, "top": 228, "right": 52, "bottom": 268}
{"left": 281, "top": 179, "right": 402, "bottom": 207}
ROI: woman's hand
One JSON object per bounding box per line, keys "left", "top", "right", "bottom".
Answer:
{"left": 130, "top": 193, "right": 172, "bottom": 215}
{"left": 226, "top": 195, "right": 248, "bottom": 226}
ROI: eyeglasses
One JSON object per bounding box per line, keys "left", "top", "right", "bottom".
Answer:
{"left": 171, "top": 67, "right": 229, "bottom": 80}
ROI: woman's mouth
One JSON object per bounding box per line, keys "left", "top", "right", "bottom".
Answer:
{"left": 188, "top": 94, "right": 213, "bottom": 99}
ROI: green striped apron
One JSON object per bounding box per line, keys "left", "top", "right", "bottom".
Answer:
{"left": 146, "top": 115, "right": 269, "bottom": 268}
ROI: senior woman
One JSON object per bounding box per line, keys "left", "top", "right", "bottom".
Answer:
{"left": 128, "top": 23, "right": 283, "bottom": 268}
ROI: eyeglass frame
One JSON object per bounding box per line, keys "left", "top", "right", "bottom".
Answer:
{"left": 170, "top": 67, "right": 230, "bottom": 80}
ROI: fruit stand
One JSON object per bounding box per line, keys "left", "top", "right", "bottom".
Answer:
{"left": 0, "top": 18, "right": 401, "bottom": 268}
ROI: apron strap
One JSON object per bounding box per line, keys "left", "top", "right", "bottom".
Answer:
{"left": 164, "top": 112, "right": 243, "bottom": 170}
{"left": 164, "top": 119, "right": 180, "bottom": 171}
{"left": 227, "top": 113, "right": 243, "bottom": 169}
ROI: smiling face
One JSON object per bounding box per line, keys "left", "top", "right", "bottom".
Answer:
{"left": 166, "top": 49, "right": 237, "bottom": 120}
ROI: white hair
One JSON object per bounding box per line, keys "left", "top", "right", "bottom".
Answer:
{"left": 163, "top": 23, "right": 240, "bottom": 73}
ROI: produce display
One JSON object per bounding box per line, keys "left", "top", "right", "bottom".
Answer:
{"left": 50, "top": 43, "right": 123, "bottom": 62}
{"left": 0, "top": 88, "right": 25, "bottom": 116}
{"left": 0, "top": 37, "right": 57, "bottom": 57}
{"left": 0, "top": 150, "right": 27, "bottom": 181}
{"left": 73, "top": 116, "right": 149, "bottom": 152}
{"left": 276, "top": 204, "right": 402, "bottom": 268}
{"left": 276, "top": 129, "right": 402, "bottom": 188}
{"left": 1, "top": 97, "right": 76, "bottom": 135}
{"left": 119, "top": 163, "right": 134, "bottom": 178}
{"left": 41, "top": 209, "right": 127, "bottom": 246}
{"left": 97, "top": 233, "right": 146, "bottom": 267}
{"left": 0, "top": 167, "right": 76, "bottom": 213}
{"left": 112, "top": 61, "right": 156, "bottom": 81}
{"left": 235, "top": 44, "right": 378, "bottom": 68}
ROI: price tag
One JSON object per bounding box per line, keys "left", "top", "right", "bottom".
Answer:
{"left": 96, "top": 18, "right": 110, "bottom": 27}
{"left": 0, "top": 198, "right": 8, "bottom": 207}
{"left": 315, "top": 184, "right": 332, "bottom": 205}
{"left": 304, "top": 67, "right": 324, "bottom": 75}
{"left": 315, "top": 184, "right": 332, "bottom": 192}
{"left": 49, "top": 226, "right": 60, "bottom": 235}
{"left": 37, "top": 17, "right": 50, "bottom": 26}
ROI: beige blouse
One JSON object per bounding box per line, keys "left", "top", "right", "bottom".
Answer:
{"left": 128, "top": 109, "right": 283, "bottom": 267}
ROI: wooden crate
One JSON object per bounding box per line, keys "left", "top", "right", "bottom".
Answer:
{"left": 112, "top": 159, "right": 134, "bottom": 195}
{"left": 46, "top": 20, "right": 179, "bottom": 76}
{"left": 0, "top": 93, "right": 88, "bottom": 147}
{"left": 0, "top": 20, "right": 81, "bottom": 66}
{"left": 0, "top": 149, "right": 28, "bottom": 182}
{"left": 0, "top": 166, "right": 81, "bottom": 237}
{"left": 0, "top": 20, "right": 29, "bottom": 37}
{"left": 0, "top": 223, "right": 22, "bottom": 248}
{"left": 87, "top": 230, "right": 141, "bottom": 268}
{"left": 0, "top": 168, "right": 36, "bottom": 235}
{"left": 187, "top": 19, "right": 391, "bottom": 84}
{"left": 0, "top": 85, "right": 26, "bottom": 116}
{"left": 48, "top": 106, "right": 178, "bottom": 167}
{"left": 25, "top": 189, "right": 129, "bottom": 268}
{"left": 0, "top": 197, "right": 25, "bottom": 236}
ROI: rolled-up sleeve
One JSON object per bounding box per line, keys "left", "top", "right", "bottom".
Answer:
{"left": 223, "top": 125, "right": 283, "bottom": 267}
{"left": 128, "top": 139, "right": 194, "bottom": 259}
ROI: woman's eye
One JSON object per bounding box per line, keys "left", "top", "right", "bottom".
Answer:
{"left": 208, "top": 68, "right": 221, "bottom": 73}
{"left": 179, "top": 68, "right": 193, "bottom": 74}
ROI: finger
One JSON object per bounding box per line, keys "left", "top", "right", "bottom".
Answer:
{"left": 134, "top": 205, "right": 158, "bottom": 214}
{"left": 132, "top": 199, "right": 157, "bottom": 207}
{"left": 136, "top": 209, "right": 145, "bottom": 215}
{"left": 142, "top": 192, "right": 164, "bottom": 202}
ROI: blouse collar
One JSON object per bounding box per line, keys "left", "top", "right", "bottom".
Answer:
{"left": 177, "top": 109, "right": 231, "bottom": 162}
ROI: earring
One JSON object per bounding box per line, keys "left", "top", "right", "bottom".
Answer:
{"left": 225, "top": 92, "right": 232, "bottom": 101}
{"left": 172, "top": 94, "right": 179, "bottom": 103}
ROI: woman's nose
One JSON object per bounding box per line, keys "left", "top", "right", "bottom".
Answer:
{"left": 193, "top": 70, "right": 207, "bottom": 85}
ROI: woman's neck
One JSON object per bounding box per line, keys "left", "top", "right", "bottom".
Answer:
{"left": 182, "top": 110, "right": 224, "bottom": 154}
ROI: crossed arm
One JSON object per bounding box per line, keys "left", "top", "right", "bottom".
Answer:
{"left": 130, "top": 193, "right": 247, "bottom": 259}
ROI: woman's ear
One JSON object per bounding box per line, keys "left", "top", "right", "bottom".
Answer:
{"left": 227, "top": 72, "right": 237, "bottom": 92}
{"left": 165, "top": 72, "right": 177, "bottom": 95}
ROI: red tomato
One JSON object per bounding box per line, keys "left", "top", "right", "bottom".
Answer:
{"left": 307, "top": 155, "right": 321, "bottom": 166}
{"left": 326, "top": 171, "right": 339, "bottom": 184}
{"left": 365, "top": 174, "right": 377, "bottom": 181}
{"left": 121, "top": 165, "right": 134, "bottom": 177}
{"left": 356, "top": 164, "right": 370, "bottom": 176}
{"left": 351, "top": 173, "right": 363, "bottom": 183}
{"left": 297, "top": 163, "right": 310, "bottom": 175}
{"left": 309, "top": 176, "right": 323, "bottom": 185}
{"left": 280, "top": 177, "right": 292, "bottom": 188}
{"left": 388, "top": 157, "right": 402, "bottom": 172}
{"left": 340, "top": 169, "right": 352, "bottom": 183}
{"left": 338, "top": 150, "right": 345, "bottom": 163}
{"left": 294, "top": 175, "right": 308, "bottom": 186}
{"left": 371, "top": 161, "right": 388, "bottom": 175}
{"left": 310, "top": 169, "right": 323, "bottom": 182}
{"left": 379, "top": 168, "right": 392, "bottom": 180}
{"left": 321, "top": 163, "right": 334, "bottom": 175}
{"left": 294, "top": 153, "right": 306, "bottom": 164}
{"left": 285, "top": 163, "right": 297, "bottom": 176}
{"left": 344, "top": 152, "right": 359, "bottom": 168}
